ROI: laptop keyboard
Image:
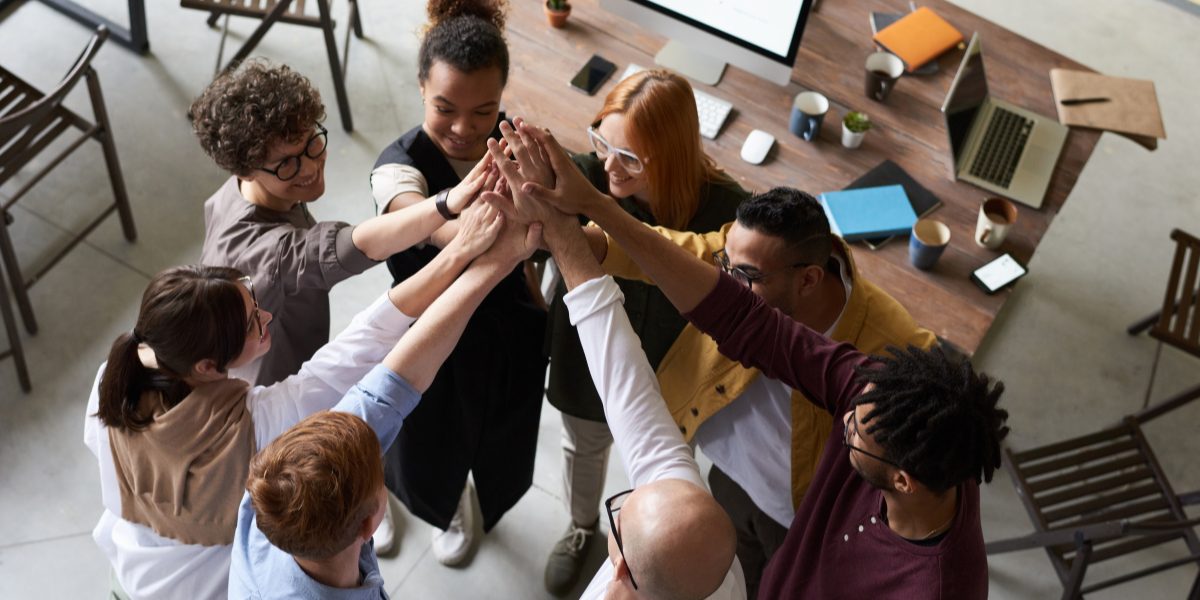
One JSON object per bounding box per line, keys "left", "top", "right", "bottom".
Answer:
{"left": 969, "top": 107, "right": 1034, "bottom": 189}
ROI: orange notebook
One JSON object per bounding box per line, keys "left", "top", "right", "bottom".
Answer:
{"left": 872, "top": 7, "right": 963, "bottom": 72}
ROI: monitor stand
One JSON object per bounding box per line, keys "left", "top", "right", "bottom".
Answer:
{"left": 655, "top": 40, "right": 726, "bottom": 86}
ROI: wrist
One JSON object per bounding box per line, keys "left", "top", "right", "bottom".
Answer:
{"left": 436, "top": 189, "right": 459, "bottom": 220}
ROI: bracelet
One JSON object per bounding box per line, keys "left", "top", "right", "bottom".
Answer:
{"left": 435, "top": 188, "right": 458, "bottom": 220}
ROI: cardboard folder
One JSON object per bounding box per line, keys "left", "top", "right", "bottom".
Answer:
{"left": 1049, "top": 69, "right": 1165, "bottom": 151}
{"left": 872, "top": 7, "right": 963, "bottom": 72}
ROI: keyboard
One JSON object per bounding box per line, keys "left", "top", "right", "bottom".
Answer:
{"left": 968, "top": 107, "right": 1033, "bottom": 189}
{"left": 620, "top": 63, "right": 731, "bottom": 139}
{"left": 695, "top": 90, "right": 732, "bottom": 140}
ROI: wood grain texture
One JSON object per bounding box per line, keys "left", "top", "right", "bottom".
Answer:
{"left": 502, "top": 0, "right": 1101, "bottom": 353}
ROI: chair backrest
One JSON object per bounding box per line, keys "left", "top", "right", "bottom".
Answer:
{"left": 1151, "top": 229, "right": 1200, "bottom": 359}
{"left": 1004, "top": 418, "right": 1195, "bottom": 576}
{"left": 0, "top": 25, "right": 109, "bottom": 137}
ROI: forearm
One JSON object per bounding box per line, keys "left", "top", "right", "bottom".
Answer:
{"left": 384, "top": 258, "right": 512, "bottom": 392}
{"left": 427, "top": 220, "right": 460, "bottom": 249}
{"left": 581, "top": 225, "right": 608, "bottom": 264}
{"left": 387, "top": 241, "right": 472, "bottom": 317}
{"left": 587, "top": 201, "right": 719, "bottom": 314}
{"left": 352, "top": 200, "right": 445, "bottom": 260}
{"left": 546, "top": 218, "right": 605, "bottom": 291}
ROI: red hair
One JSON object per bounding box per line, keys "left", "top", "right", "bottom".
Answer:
{"left": 593, "top": 70, "right": 727, "bottom": 229}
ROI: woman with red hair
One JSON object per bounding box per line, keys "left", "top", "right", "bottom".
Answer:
{"left": 541, "top": 69, "right": 750, "bottom": 595}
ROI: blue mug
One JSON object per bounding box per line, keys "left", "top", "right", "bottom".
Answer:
{"left": 789, "top": 91, "right": 829, "bottom": 142}
{"left": 909, "top": 219, "right": 951, "bottom": 271}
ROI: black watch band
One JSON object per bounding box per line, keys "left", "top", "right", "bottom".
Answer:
{"left": 435, "top": 189, "right": 458, "bottom": 220}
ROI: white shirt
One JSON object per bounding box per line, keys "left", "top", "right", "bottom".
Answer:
{"left": 564, "top": 276, "right": 746, "bottom": 600}
{"left": 83, "top": 292, "right": 415, "bottom": 600}
{"left": 369, "top": 158, "right": 476, "bottom": 215}
{"left": 691, "top": 252, "right": 854, "bottom": 528}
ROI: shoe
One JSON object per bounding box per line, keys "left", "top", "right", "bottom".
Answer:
{"left": 372, "top": 491, "right": 398, "bottom": 555}
{"left": 431, "top": 482, "right": 475, "bottom": 566}
{"left": 544, "top": 520, "right": 599, "bottom": 596}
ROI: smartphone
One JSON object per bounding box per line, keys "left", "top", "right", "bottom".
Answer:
{"left": 970, "top": 254, "right": 1027, "bottom": 294}
{"left": 570, "top": 55, "right": 617, "bottom": 95}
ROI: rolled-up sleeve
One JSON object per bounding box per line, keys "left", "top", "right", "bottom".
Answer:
{"left": 370, "top": 163, "right": 428, "bottom": 214}
{"left": 333, "top": 364, "right": 422, "bottom": 453}
{"left": 271, "top": 221, "right": 377, "bottom": 298}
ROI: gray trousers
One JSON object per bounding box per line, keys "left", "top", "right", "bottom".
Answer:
{"left": 709, "top": 464, "right": 791, "bottom": 600}
{"left": 560, "top": 413, "right": 614, "bottom": 527}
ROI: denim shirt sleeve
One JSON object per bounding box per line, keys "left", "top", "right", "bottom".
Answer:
{"left": 332, "top": 364, "right": 422, "bottom": 453}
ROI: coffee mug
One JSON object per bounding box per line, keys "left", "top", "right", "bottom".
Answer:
{"left": 789, "top": 91, "right": 829, "bottom": 142}
{"left": 975, "top": 197, "right": 1018, "bottom": 250}
{"left": 910, "top": 219, "right": 951, "bottom": 270}
{"left": 865, "top": 52, "right": 904, "bottom": 102}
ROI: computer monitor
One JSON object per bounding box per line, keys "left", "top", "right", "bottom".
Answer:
{"left": 599, "top": 0, "right": 812, "bottom": 87}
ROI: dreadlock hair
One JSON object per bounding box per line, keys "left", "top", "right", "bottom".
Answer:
{"left": 852, "top": 344, "right": 1009, "bottom": 494}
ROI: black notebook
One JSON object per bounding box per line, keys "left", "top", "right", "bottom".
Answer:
{"left": 842, "top": 160, "right": 943, "bottom": 250}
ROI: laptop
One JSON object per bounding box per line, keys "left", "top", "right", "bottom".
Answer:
{"left": 941, "top": 33, "right": 1068, "bottom": 209}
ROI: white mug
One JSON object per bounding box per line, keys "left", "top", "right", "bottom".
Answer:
{"left": 975, "top": 197, "right": 1018, "bottom": 250}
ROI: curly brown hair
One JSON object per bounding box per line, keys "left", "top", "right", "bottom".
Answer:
{"left": 190, "top": 60, "right": 326, "bottom": 177}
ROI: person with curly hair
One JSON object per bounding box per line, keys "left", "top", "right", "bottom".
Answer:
{"left": 368, "top": 0, "right": 549, "bottom": 566}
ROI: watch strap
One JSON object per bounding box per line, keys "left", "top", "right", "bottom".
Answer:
{"left": 435, "top": 188, "right": 458, "bottom": 220}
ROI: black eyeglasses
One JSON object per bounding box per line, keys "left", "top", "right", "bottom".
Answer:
{"left": 237, "top": 276, "right": 264, "bottom": 342}
{"left": 843, "top": 412, "right": 899, "bottom": 468}
{"left": 605, "top": 489, "right": 638, "bottom": 590}
{"left": 712, "top": 248, "right": 812, "bottom": 289}
{"left": 258, "top": 124, "right": 328, "bottom": 181}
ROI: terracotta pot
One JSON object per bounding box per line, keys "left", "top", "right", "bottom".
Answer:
{"left": 544, "top": 1, "right": 571, "bottom": 28}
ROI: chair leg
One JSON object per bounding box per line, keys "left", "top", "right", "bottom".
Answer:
{"left": 1144, "top": 340, "right": 1163, "bottom": 409}
{"left": 0, "top": 260, "right": 31, "bottom": 392}
{"left": 1128, "top": 310, "right": 1162, "bottom": 335}
{"left": 317, "top": 0, "right": 352, "bottom": 131}
{"left": 85, "top": 68, "right": 137, "bottom": 243}
{"left": 0, "top": 213, "right": 36, "bottom": 335}
{"left": 206, "top": 10, "right": 221, "bottom": 27}
{"left": 223, "top": 0, "right": 294, "bottom": 72}
{"left": 1188, "top": 569, "right": 1200, "bottom": 600}
{"left": 1061, "top": 534, "right": 1091, "bottom": 600}
{"left": 350, "top": 0, "right": 363, "bottom": 38}
{"left": 215, "top": 12, "right": 230, "bottom": 77}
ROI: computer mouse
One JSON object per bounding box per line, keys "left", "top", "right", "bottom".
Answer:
{"left": 741, "top": 129, "right": 774, "bottom": 165}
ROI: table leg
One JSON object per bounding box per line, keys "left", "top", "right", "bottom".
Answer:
{"left": 35, "top": 0, "right": 148, "bottom": 53}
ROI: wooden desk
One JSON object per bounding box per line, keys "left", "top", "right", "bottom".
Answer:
{"left": 501, "top": 0, "right": 1100, "bottom": 354}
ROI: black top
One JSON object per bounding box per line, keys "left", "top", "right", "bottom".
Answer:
{"left": 545, "top": 152, "right": 750, "bottom": 422}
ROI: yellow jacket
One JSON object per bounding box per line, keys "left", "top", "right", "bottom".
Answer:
{"left": 600, "top": 223, "right": 938, "bottom": 511}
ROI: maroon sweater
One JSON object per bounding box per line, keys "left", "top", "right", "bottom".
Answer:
{"left": 684, "top": 271, "right": 988, "bottom": 600}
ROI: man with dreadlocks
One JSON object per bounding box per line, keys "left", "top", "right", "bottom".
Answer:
{"left": 508, "top": 123, "right": 1010, "bottom": 600}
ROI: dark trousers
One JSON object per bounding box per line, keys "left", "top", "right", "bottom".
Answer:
{"left": 709, "top": 464, "right": 791, "bottom": 600}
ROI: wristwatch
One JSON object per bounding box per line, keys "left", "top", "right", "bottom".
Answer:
{"left": 435, "top": 189, "right": 458, "bottom": 220}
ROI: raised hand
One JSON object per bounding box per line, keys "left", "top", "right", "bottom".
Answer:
{"left": 483, "top": 131, "right": 561, "bottom": 226}
{"left": 475, "top": 214, "right": 544, "bottom": 270}
{"left": 448, "top": 199, "right": 504, "bottom": 260}
{"left": 446, "top": 138, "right": 509, "bottom": 214}
{"left": 517, "top": 123, "right": 611, "bottom": 219}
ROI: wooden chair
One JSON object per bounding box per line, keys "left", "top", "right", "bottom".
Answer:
{"left": 985, "top": 387, "right": 1200, "bottom": 600}
{"left": 182, "top": 0, "right": 362, "bottom": 132}
{"left": 0, "top": 25, "right": 137, "bottom": 337}
{"left": 1128, "top": 229, "right": 1200, "bottom": 407}
{"left": 0, "top": 259, "right": 31, "bottom": 392}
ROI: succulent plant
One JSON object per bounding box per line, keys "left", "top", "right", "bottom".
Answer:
{"left": 843, "top": 111, "right": 874, "bottom": 133}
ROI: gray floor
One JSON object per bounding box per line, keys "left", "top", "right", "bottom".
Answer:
{"left": 0, "top": 0, "right": 1197, "bottom": 598}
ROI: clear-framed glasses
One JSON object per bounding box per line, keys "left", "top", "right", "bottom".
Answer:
{"left": 588, "top": 125, "right": 646, "bottom": 174}
{"left": 605, "top": 489, "right": 638, "bottom": 590}
{"left": 258, "top": 123, "right": 328, "bottom": 182}
{"left": 711, "top": 248, "right": 813, "bottom": 289}
{"left": 844, "top": 411, "right": 899, "bottom": 468}
{"left": 236, "top": 276, "right": 264, "bottom": 342}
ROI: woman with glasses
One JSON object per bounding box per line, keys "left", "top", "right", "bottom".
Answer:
{"left": 367, "top": 0, "right": 550, "bottom": 567}
{"left": 541, "top": 69, "right": 750, "bottom": 595}
{"left": 84, "top": 201, "right": 505, "bottom": 600}
{"left": 191, "top": 60, "right": 497, "bottom": 391}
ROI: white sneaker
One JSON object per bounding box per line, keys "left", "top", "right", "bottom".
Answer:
{"left": 372, "top": 492, "right": 397, "bottom": 555}
{"left": 431, "top": 481, "right": 475, "bottom": 566}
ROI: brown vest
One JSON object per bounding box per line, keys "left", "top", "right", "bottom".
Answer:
{"left": 107, "top": 377, "right": 256, "bottom": 546}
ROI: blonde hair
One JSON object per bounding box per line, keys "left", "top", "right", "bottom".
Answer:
{"left": 593, "top": 70, "right": 726, "bottom": 229}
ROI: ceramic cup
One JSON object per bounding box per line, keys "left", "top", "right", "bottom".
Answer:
{"left": 789, "top": 91, "right": 829, "bottom": 142}
{"left": 865, "top": 52, "right": 904, "bottom": 102}
{"left": 909, "top": 219, "right": 951, "bottom": 270}
{"left": 975, "top": 197, "right": 1018, "bottom": 250}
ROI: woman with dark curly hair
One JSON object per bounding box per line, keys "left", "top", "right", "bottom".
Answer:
{"left": 369, "top": 0, "right": 549, "bottom": 566}
{"left": 192, "top": 60, "right": 499, "bottom": 389}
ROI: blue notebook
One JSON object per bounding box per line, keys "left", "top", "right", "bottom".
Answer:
{"left": 818, "top": 185, "right": 918, "bottom": 241}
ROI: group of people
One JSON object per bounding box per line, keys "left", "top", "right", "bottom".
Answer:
{"left": 83, "top": 0, "right": 1012, "bottom": 599}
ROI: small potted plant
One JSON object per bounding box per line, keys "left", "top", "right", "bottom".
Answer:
{"left": 544, "top": 0, "right": 571, "bottom": 28}
{"left": 842, "top": 111, "right": 873, "bottom": 149}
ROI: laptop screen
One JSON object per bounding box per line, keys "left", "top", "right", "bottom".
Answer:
{"left": 943, "top": 34, "right": 988, "bottom": 163}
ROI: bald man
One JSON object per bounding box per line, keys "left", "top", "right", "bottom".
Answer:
{"left": 481, "top": 132, "right": 744, "bottom": 600}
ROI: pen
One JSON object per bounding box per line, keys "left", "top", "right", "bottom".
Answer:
{"left": 1060, "top": 97, "right": 1110, "bottom": 106}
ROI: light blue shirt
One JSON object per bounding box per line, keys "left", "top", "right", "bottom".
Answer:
{"left": 228, "top": 364, "right": 421, "bottom": 600}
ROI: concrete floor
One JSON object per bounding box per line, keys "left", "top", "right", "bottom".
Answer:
{"left": 0, "top": 0, "right": 1197, "bottom": 597}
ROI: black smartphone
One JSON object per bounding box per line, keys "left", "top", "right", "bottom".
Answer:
{"left": 570, "top": 55, "right": 617, "bottom": 95}
{"left": 970, "top": 254, "right": 1027, "bottom": 294}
